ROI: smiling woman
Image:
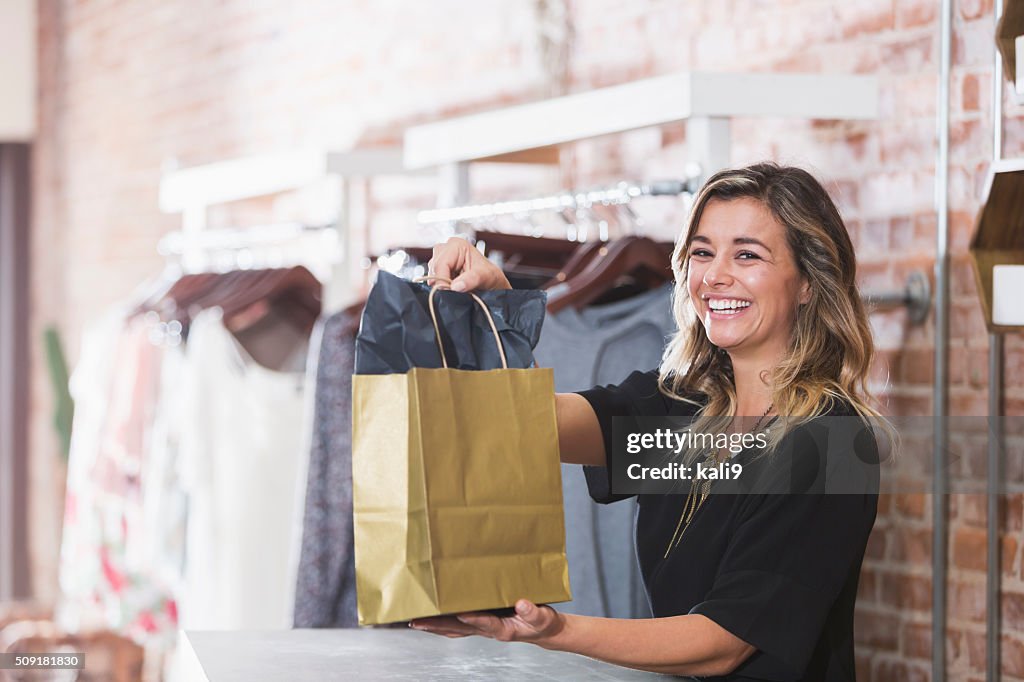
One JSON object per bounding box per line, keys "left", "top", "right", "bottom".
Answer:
{"left": 418, "top": 163, "right": 893, "bottom": 681}
{"left": 686, "top": 197, "right": 810, "bottom": 363}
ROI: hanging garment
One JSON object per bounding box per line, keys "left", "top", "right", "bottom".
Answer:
{"left": 58, "top": 310, "right": 121, "bottom": 633}
{"left": 178, "top": 308, "right": 307, "bottom": 630}
{"left": 57, "top": 313, "right": 178, "bottom": 645}
{"left": 141, "top": 341, "right": 189, "bottom": 609}
{"left": 533, "top": 282, "right": 675, "bottom": 619}
{"left": 292, "top": 311, "right": 360, "bottom": 628}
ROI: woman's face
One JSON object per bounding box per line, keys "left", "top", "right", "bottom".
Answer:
{"left": 685, "top": 197, "right": 810, "bottom": 359}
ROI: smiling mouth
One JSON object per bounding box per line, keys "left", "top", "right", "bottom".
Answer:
{"left": 704, "top": 301, "right": 753, "bottom": 315}
{"left": 707, "top": 303, "right": 752, "bottom": 317}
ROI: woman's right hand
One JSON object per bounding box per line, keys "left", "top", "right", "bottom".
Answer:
{"left": 430, "top": 236, "right": 604, "bottom": 467}
{"left": 428, "top": 237, "right": 512, "bottom": 292}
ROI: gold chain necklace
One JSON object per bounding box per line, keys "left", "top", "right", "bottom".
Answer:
{"left": 662, "top": 403, "right": 775, "bottom": 559}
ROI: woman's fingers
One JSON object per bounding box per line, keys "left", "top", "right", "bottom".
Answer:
{"left": 409, "top": 602, "right": 563, "bottom": 645}
{"left": 427, "top": 237, "right": 511, "bottom": 292}
{"left": 410, "top": 615, "right": 478, "bottom": 637}
{"left": 450, "top": 268, "right": 480, "bottom": 293}
{"left": 429, "top": 239, "right": 463, "bottom": 283}
{"left": 512, "top": 600, "right": 564, "bottom": 639}
{"left": 455, "top": 612, "right": 509, "bottom": 639}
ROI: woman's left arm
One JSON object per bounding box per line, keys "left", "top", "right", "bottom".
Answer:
{"left": 411, "top": 599, "right": 756, "bottom": 678}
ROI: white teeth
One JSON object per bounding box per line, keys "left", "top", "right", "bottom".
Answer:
{"left": 708, "top": 299, "right": 751, "bottom": 311}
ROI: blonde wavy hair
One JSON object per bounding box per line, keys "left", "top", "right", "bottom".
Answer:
{"left": 659, "top": 162, "right": 897, "bottom": 463}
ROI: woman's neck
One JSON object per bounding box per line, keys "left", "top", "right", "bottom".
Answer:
{"left": 728, "top": 349, "right": 782, "bottom": 416}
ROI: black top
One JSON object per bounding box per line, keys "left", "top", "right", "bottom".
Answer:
{"left": 577, "top": 369, "right": 879, "bottom": 682}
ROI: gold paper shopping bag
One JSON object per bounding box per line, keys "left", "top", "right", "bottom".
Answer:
{"left": 352, "top": 281, "right": 571, "bottom": 625}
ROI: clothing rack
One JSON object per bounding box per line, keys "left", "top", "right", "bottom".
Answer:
{"left": 157, "top": 222, "right": 338, "bottom": 254}
{"left": 416, "top": 179, "right": 696, "bottom": 226}
{"left": 156, "top": 222, "right": 341, "bottom": 281}
{"left": 158, "top": 148, "right": 433, "bottom": 311}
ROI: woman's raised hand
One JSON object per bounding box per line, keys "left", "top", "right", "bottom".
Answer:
{"left": 428, "top": 237, "right": 512, "bottom": 292}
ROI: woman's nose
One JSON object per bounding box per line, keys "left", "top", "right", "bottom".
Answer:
{"left": 703, "top": 258, "right": 733, "bottom": 287}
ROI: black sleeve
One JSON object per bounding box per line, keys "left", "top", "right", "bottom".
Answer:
{"left": 575, "top": 369, "right": 672, "bottom": 504}
{"left": 687, "top": 425, "right": 880, "bottom": 679}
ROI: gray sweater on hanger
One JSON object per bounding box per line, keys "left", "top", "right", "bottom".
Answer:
{"left": 533, "top": 282, "right": 675, "bottom": 620}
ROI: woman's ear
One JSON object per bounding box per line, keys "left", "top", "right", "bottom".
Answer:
{"left": 798, "top": 279, "right": 811, "bottom": 305}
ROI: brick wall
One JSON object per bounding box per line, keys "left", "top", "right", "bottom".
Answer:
{"left": 29, "top": 1, "right": 1024, "bottom": 679}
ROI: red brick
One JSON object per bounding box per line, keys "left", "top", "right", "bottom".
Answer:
{"left": 1008, "top": 397, "right": 1024, "bottom": 418}
{"left": 965, "top": 629, "right": 987, "bottom": 670}
{"left": 862, "top": 218, "right": 890, "bottom": 252}
{"left": 1003, "top": 535, "right": 1019, "bottom": 576}
{"left": 858, "top": 567, "right": 878, "bottom": 603}
{"left": 905, "top": 624, "right": 967, "bottom": 668}
{"left": 880, "top": 571, "right": 932, "bottom": 611}
{"left": 854, "top": 610, "right": 900, "bottom": 650}
{"left": 1007, "top": 495, "right": 1024, "bottom": 533}
{"left": 960, "top": 0, "right": 994, "bottom": 21}
{"left": 947, "top": 627, "right": 965, "bottom": 663}
{"left": 950, "top": 119, "right": 985, "bottom": 162}
{"left": 1007, "top": 440, "right": 1024, "bottom": 482}
{"left": 839, "top": 2, "right": 895, "bottom": 39}
{"left": 962, "top": 72, "right": 981, "bottom": 112}
{"left": 895, "top": 492, "right": 926, "bottom": 519}
{"left": 1008, "top": 348, "right": 1024, "bottom": 391}
{"left": 902, "top": 621, "right": 932, "bottom": 660}
{"left": 954, "top": 436, "right": 988, "bottom": 483}
{"left": 950, "top": 346, "right": 968, "bottom": 387}
{"left": 955, "top": 17, "right": 1000, "bottom": 68}
{"left": 881, "top": 34, "right": 935, "bottom": 73}
{"left": 952, "top": 526, "right": 987, "bottom": 571}
{"left": 897, "top": 0, "right": 939, "bottom": 28}
{"left": 949, "top": 210, "right": 981, "bottom": 252}
{"left": 891, "top": 73, "right": 938, "bottom": 118}
{"left": 1003, "top": 592, "right": 1024, "bottom": 632}
{"left": 890, "top": 392, "right": 934, "bottom": 417}
{"left": 913, "top": 212, "right": 936, "bottom": 243}
{"left": 878, "top": 492, "right": 893, "bottom": 516}
{"left": 1004, "top": 635, "right": 1024, "bottom": 678}
{"left": 899, "top": 349, "right": 935, "bottom": 385}
{"left": 954, "top": 493, "right": 988, "bottom": 528}
{"left": 866, "top": 527, "right": 889, "bottom": 560}
{"left": 951, "top": 255, "right": 977, "bottom": 299}
{"left": 890, "top": 525, "right": 932, "bottom": 565}
{"left": 949, "top": 580, "right": 986, "bottom": 623}
{"left": 949, "top": 390, "right": 989, "bottom": 417}
{"left": 889, "top": 215, "right": 915, "bottom": 251}
{"left": 966, "top": 348, "right": 989, "bottom": 389}
{"left": 873, "top": 658, "right": 930, "bottom": 682}
{"left": 856, "top": 652, "right": 873, "bottom": 682}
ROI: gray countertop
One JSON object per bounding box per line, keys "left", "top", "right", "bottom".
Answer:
{"left": 180, "top": 629, "right": 677, "bottom": 681}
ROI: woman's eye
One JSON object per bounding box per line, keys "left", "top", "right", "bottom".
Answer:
{"left": 738, "top": 251, "right": 760, "bottom": 260}
{"left": 690, "top": 249, "right": 712, "bottom": 257}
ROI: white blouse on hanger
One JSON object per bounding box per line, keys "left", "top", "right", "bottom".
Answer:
{"left": 178, "top": 308, "right": 307, "bottom": 630}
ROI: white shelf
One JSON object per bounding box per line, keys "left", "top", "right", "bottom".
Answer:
{"left": 159, "top": 148, "right": 416, "bottom": 214}
{"left": 403, "top": 71, "right": 880, "bottom": 169}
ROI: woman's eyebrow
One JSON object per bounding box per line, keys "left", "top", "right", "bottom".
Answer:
{"left": 691, "top": 234, "right": 773, "bottom": 254}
